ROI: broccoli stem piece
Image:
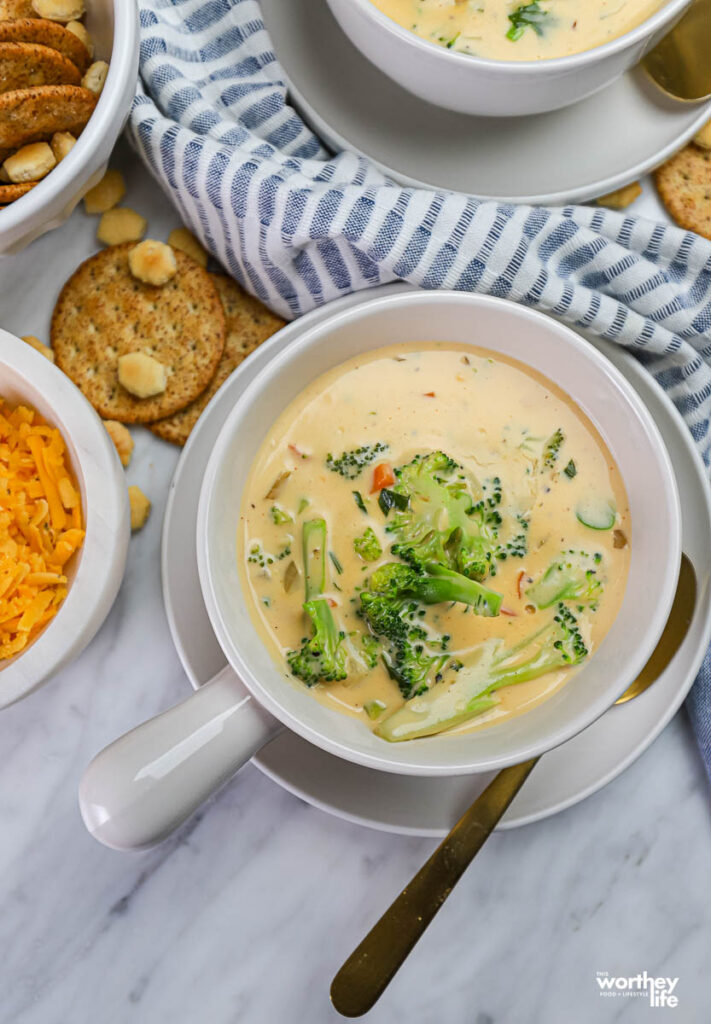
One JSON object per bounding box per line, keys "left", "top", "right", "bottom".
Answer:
{"left": 526, "top": 550, "right": 603, "bottom": 610}
{"left": 406, "top": 564, "right": 502, "bottom": 617}
{"left": 287, "top": 518, "right": 348, "bottom": 685}
{"left": 302, "top": 517, "right": 326, "bottom": 601}
{"left": 369, "top": 562, "right": 502, "bottom": 617}
{"left": 376, "top": 604, "right": 588, "bottom": 741}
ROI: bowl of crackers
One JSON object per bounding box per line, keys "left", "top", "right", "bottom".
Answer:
{"left": 0, "top": 0, "right": 139, "bottom": 254}
{"left": 0, "top": 329, "right": 130, "bottom": 707}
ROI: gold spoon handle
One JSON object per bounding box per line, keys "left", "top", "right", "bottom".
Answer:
{"left": 330, "top": 757, "right": 539, "bottom": 1018}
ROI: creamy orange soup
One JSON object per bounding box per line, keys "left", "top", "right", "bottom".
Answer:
{"left": 369, "top": 0, "right": 664, "bottom": 61}
{"left": 238, "top": 344, "right": 629, "bottom": 741}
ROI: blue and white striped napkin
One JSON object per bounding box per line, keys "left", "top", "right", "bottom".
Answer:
{"left": 128, "top": 0, "right": 711, "bottom": 780}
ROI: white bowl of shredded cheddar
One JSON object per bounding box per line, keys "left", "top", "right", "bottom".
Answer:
{"left": 0, "top": 329, "right": 129, "bottom": 707}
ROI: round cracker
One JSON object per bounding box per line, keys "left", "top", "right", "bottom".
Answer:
{"left": 0, "top": 0, "right": 35, "bottom": 19}
{"left": 0, "top": 84, "right": 95, "bottom": 148}
{"left": 0, "top": 18, "right": 90, "bottom": 71}
{"left": 655, "top": 145, "right": 711, "bottom": 241}
{"left": 51, "top": 244, "right": 226, "bottom": 424}
{"left": 150, "top": 275, "right": 286, "bottom": 445}
{"left": 0, "top": 41, "right": 81, "bottom": 92}
{"left": 0, "top": 180, "right": 35, "bottom": 201}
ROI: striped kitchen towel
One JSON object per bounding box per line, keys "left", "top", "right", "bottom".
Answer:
{"left": 129, "top": 0, "right": 711, "bottom": 780}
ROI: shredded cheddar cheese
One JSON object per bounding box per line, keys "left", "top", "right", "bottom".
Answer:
{"left": 0, "top": 399, "right": 85, "bottom": 661}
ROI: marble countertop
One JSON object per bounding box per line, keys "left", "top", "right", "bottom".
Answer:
{"left": 2, "top": 140, "right": 711, "bottom": 1024}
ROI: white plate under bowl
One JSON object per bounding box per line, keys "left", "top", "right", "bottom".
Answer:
{"left": 162, "top": 286, "right": 711, "bottom": 834}
{"left": 260, "top": 0, "right": 711, "bottom": 204}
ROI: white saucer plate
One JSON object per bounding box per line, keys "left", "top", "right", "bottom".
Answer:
{"left": 162, "top": 286, "right": 711, "bottom": 835}
{"left": 260, "top": 0, "right": 711, "bottom": 205}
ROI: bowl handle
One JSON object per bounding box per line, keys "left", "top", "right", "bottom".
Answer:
{"left": 78, "top": 666, "right": 282, "bottom": 850}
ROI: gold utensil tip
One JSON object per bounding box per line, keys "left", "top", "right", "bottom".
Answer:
{"left": 642, "top": 0, "right": 711, "bottom": 101}
{"left": 330, "top": 554, "right": 697, "bottom": 1018}
{"left": 615, "top": 553, "right": 696, "bottom": 704}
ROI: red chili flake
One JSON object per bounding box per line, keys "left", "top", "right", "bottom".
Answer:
{"left": 500, "top": 606, "right": 518, "bottom": 617}
{"left": 327, "top": 597, "right": 337, "bottom": 608}
{"left": 516, "top": 570, "right": 525, "bottom": 599}
{"left": 288, "top": 444, "right": 308, "bottom": 459}
{"left": 423, "top": 391, "right": 436, "bottom": 397}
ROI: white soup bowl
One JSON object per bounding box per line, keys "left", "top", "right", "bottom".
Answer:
{"left": 323, "top": 0, "right": 691, "bottom": 116}
{"left": 79, "top": 291, "right": 680, "bottom": 849}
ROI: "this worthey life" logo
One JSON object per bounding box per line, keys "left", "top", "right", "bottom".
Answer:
{"left": 596, "top": 971, "right": 679, "bottom": 1008}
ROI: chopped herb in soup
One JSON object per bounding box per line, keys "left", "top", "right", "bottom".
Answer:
{"left": 368, "top": 0, "right": 664, "bottom": 61}
{"left": 238, "top": 344, "right": 630, "bottom": 742}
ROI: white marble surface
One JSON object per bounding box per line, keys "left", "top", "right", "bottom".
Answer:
{"left": 1, "top": 140, "right": 711, "bottom": 1024}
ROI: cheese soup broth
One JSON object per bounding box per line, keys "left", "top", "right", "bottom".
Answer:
{"left": 238, "top": 344, "right": 630, "bottom": 736}
{"left": 368, "top": 0, "right": 665, "bottom": 61}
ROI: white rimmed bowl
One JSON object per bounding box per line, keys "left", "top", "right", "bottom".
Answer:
{"left": 323, "top": 0, "right": 691, "bottom": 116}
{"left": 0, "top": 0, "right": 139, "bottom": 255}
{"left": 0, "top": 331, "right": 130, "bottom": 707}
{"left": 79, "top": 292, "right": 680, "bottom": 850}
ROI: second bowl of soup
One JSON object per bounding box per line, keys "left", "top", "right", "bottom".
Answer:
{"left": 324, "top": 0, "right": 691, "bottom": 115}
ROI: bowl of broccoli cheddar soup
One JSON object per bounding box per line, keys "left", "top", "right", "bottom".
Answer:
{"left": 198, "top": 292, "right": 680, "bottom": 777}
{"left": 239, "top": 343, "right": 632, "bottom": 743}
{"left": 323, "top": 0, "right": 691, "bottom": 115}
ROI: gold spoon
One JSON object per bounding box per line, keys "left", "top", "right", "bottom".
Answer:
{"left": 642, "top": 0, "right": 711, "bottom": 100}
{"left": 331, "top": 553, "right": 697, "bottom": 1018}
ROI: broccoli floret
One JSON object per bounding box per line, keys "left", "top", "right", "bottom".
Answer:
{"left": 287, "top": 595, "right": 348, "bottom": 685}
{"left": 354, "top": 526, "right": 382, "bottom": 562}
{"left": 286, "top": 518, "right": 374, "bottom": 686}
{"left": 367, "top": 562, "right": 502, "bottom": 617}
{"left": 326, "top": 443, "right": 388, "bottom": 479}
{"left": 287, "top": 518, "right": 347, "bottom": 685}
{"left": 358, "top": 561, "right": 501, "bottom": 698}
{"left": 376, "top": 604, "right": 588, "bottom": 741}
{"left": 526, "top": 550, "right": 604, "bottom": 610}
{"left": 542, "top": 428, "right": 564, "bottom": 469}
{"left": 498, "top": 511, "right": 529, "bottom": 562}
{"left": 384, "top": 451, "right": 500, "bottom": 581}
{"left": 359, "top": 568, "right": 450, "bottom": 699}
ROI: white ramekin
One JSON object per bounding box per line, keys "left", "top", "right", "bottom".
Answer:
{"left": 0, "top": 331, "right": 130, "bottom": 707}
{"left": 0, "top": 0, "right": 139, "bottom": 255}
{"left": 323, "top": 0, "right": 691, "bottom": 116}
{"left": 79, "top": 292, "right": 680, "bottom": 849}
